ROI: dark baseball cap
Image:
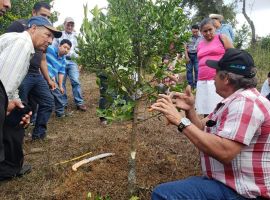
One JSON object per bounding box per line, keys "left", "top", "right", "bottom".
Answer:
{"left": 28, "top": 16, "right": 62, "bottom": 38}
{"left": 206, "top": 48, "right": 256, "bottom": 78}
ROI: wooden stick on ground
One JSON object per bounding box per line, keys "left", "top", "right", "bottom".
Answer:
{"left": 54, "top": 151, "right": 92, "bottom": 166}
{"left": 72, "top": 153, "right": 115, "bottom": 171}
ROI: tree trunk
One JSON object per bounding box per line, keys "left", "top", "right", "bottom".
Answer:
{"left": 242, "top": 0, "right": 256, "bottom": 44}
{"left": 128, "top": 102, "right": 139, "bottom": 197}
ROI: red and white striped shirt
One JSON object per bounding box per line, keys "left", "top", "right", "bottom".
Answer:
{"left": 201, "top": 88, "right": 270, "bottom": 198}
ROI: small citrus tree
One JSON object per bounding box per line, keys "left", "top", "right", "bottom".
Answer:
{"left": 77, "top": 0, "right": 189, "bottom": 196}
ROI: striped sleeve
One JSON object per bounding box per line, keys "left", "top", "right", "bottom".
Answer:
{"left": 217, "top": 97, "right": 263, "bottom": 145}
{"left": 58, "top": 59, "right": 66, "bottom": 75}
{"left": 0, "top": 37, "right": 32, "bottom": 100}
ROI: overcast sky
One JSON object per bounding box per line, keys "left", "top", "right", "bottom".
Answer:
{"left": 52, "top": 0, "right": 270, "bottom": 37}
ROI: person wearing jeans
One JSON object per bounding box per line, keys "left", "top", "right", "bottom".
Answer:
{"left": 186, "top": 52, "right": 198, "bottom": 88}
{"left": 46, "top": 39, "right": 72, "bottom": 118}
{"left": 19, "top": 73, "right": 54, "bottom": 139}
{"left": 184, "top": 24, "right": 201, "bottom": 89}
{"left": 7, "top": 2, "right": 58, "bottom": 140}
{"left": 53, "top": 17, "right": 87, "bottom": 111}
{"left": 62, "top": 59, "right": 84, "bottom": 108}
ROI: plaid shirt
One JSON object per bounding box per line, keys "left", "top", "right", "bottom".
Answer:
{"left": 201, "top": 88, "right": 270, "bottom": 198}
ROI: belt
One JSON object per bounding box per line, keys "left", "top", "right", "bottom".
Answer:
{"left": 188, "top": 52, "right": 197, "bottom": 55}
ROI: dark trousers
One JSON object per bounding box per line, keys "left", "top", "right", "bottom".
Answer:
{"left": 0, "top": 81, "right": 7, "bottom": 162}
{"left": 0, "top": 81, "right": 24, "bottom": 180}
{"left": 98, "top": 75, "right": 108, "bottom": 110}
{"left": 0, "top": 124, "right": 24, "bottom": 180}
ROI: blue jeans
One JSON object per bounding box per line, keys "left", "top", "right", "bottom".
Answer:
{"left": 152, "top": 176, "right": 250, "bottom": 200}
{"left": 186, "top": 53, "right": 198, "bottom": 89}
{"left": 63, "top": 61, "right": 84, "bottom": 106}
{"left": 51, "top": 88, "right": 65, "bottom": 117}
{"left": 19, "top": 73, "right": 54, "bottom": 139}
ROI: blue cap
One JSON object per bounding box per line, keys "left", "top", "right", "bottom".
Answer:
{"left": 27, "top": 16, "right": 62, "bottom": 38}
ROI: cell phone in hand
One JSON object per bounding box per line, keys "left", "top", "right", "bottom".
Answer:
{"left": 5, "top": 102, "right": 31, "bottom": 127}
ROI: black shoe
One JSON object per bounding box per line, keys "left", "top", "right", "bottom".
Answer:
{"left": 15, "top": 164, "right": 32, "bottom": 177}
{"left": 77, "top": 104, "right": 87, "bottom": 111}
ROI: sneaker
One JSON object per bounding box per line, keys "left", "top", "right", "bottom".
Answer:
{"left": 56, "top": 111, "right": 73, "bottom": 118}
{"left": 100, "top": 117, "right": 108, "bottom": 125}
{"left": 76, "top": 104, "right": 87, "bottom": 112}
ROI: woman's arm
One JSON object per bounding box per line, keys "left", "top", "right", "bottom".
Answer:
{"left": 220, "top": 34, "right": 234, "bottom": 49}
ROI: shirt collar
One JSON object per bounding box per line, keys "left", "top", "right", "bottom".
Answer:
{"left": 221, "top": 88, "right": 245, "bottom": 104}
{"left": 25, "top": 31, "right": 35, "bottom": 55}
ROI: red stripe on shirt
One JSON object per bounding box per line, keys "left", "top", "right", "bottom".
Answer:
{"left": 235, "top": 99, "right": 254, "bottom": 143}
{"left": 224, "top": 164, "right": 236, "bottom": 190}
{"left": 204, "top": 155, "right": 213, "bottom": 178}
{"left": 253, "top": 142, "right": 268, "bottom": 197}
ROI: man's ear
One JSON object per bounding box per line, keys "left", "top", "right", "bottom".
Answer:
{"left": 30, "top": 24, "right": 37, "bottom": 31}
{"left": 28, "top": 24, "right": 38, "bottom": 36}
{"left": 32, "top": 9, "right": 36, "bottom": 16}
{"left": 224, "top": 74, "right": 230, "bottom": 85}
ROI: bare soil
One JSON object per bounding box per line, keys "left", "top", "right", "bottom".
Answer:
{"left": 0, "top": 72, "right": 201, "bottom": 200}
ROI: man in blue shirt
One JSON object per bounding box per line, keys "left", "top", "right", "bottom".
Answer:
{"left": 209, "top": 13, "right": 234, "bottom": 44}
{"left": 53, "top": 17, "right": 87, "bottom": 112}
{"left": 46, "top": 39, "right": 72, "bottom": 117}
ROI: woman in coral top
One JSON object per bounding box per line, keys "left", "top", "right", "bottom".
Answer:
{"left": 196, "top": 18, "right": 233, "bottom": 116}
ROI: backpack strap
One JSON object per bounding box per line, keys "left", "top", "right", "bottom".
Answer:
{"left": 218, "top": 34, "right": 225, "bottom": 48}
{"left": 17, "top": 19, "right": 28, "bottom": 30}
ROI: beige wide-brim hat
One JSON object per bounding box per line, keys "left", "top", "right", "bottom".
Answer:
{"left": 209, "top": 13, "right": 224, "bottom": 21}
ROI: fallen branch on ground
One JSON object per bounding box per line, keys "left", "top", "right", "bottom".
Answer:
{"left": 72, "top": 153, "right": 115, "bottom": 171}
{"left": 54, "top": 151, "right": 92, "bottom": 166}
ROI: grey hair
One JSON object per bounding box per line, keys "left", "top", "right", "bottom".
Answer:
{"left": 199, "top": 18, "right": 215, "bottom": 30}
{"left": 218, "top": 69, "right": 257, "bottom": 90}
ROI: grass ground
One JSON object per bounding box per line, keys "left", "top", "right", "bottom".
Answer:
{"left": 0, "top": 72, "right": 201, "bottom": 200}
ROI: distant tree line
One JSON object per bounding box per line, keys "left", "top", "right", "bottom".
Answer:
{"left": 0, "top": 0, "right": 57, "bottom": 34}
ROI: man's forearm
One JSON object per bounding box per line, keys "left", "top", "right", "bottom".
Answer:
{"left": 58, "top": 74, "right": 64, "bottom": 87}
{"left": 182, "top": 124, "right": 244, "bottom": 164}
{"left": 40, "top": 54, "right": 50, "bottom": 83}
{"left": 185, "top": 108, "right": 205, "bottom": 130}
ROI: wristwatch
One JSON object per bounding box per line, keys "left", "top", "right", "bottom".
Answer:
{"left": 177, "top": 117, "right": 191, "bottom": 132}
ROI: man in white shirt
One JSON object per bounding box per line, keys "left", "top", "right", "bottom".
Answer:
{"left": 0, "top": 16, "right": 62, "bottom": 181}
{"left": 0, "top": 0, "right": 12, "bottom": 165}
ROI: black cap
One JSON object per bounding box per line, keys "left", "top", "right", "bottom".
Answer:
{"left": 206, "top": 48, "right": 256, "bottom": 78}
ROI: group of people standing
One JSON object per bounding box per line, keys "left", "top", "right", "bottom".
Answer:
{"left": 0, "top": 1, "right": 87, "bottom": 181}
{"left": 185, "top": 14, "right": 234, "bottom": 116}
